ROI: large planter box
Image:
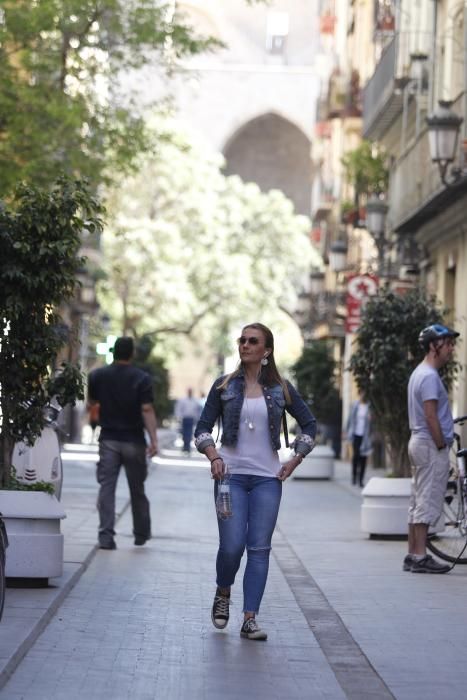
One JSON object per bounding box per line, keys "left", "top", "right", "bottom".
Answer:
{"left": 0, "top": 491, "right": 66, "bottom": 580}
{"left": 361, "top": 477, "right": 411, "bottom": 536}
{"left": 293, "top": 445, "right": 335, "bottom": 480}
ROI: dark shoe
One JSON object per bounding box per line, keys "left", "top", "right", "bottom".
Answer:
{"left": 134, "top": 535, "right": 150, "bottom": 546}
{"left": 211, "top": 590, "right": 230, "bottom": 629}
{"left": 403, "top": 554, "right": 415, "bottom": 571}
{"left": 99, "top": 541, "right": 116, "bottom": 550}
{"left": 411, "top": 554, "right": 450, "bottom": 574}
{"left": 240, "top": 618, "right": 267, "bottom": 641}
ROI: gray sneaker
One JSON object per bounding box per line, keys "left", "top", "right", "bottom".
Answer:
{"left": 240, "top": 618, "right": 267, "bottom": 641}
{"left": 403, "top": 554, "right": 415, "bottom": 571}
{"left": 411, "top": 554, "right": 450, "bottom": 574}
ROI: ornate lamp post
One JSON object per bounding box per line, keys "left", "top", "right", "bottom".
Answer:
{"left": 426, "top": 100, "right": 463, "bottom": 187}
{"left": 309, "top": 269, "right": 325, "bottom": 295}
{"left": 366, "top": 195, "right": 389, "bottom": 277}
{"left": 329, "top": 239, "right": 348, "bottom": 273}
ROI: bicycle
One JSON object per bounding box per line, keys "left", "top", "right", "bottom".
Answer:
{"left": 0, "top": 515, "right": 8, "bottom": 621}
{"left": 427, "top": 414, "right": 467, "bottom": 564}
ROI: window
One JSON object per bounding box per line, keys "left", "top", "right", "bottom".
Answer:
{"left": 266, "top": 11, "right": 289, "bottom": 55}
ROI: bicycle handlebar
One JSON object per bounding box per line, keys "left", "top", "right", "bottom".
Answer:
{"left": 454, "top": 415, "right": 467, "bottom": 424}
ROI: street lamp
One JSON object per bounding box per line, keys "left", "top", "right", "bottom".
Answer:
{"left": 426, "top": 100, "right": 463, "bottom": 187}
{"left": 329, "top": 239, "right": 348, "bottom": 272}
{"left": 366, "top": 195, "right": 389, "bottom": 277}
{"left": 309, "top": 269, "right": 325, "bottom": 295}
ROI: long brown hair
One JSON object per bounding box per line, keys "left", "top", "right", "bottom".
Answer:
{"left": 218, "top": 322, "right": 291, "bottom": 403}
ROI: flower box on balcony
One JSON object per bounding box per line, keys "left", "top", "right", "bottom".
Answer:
{"left": 320, "top": 13, "right": 336, "bottom": 35}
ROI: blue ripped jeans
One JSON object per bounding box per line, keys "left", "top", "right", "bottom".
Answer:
{"left": 214, "top": 475, "right": 282, "bottom": 613}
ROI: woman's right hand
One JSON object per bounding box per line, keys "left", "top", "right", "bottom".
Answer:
{"left": 210, "top": 456, "right": 225, "bottom": 480}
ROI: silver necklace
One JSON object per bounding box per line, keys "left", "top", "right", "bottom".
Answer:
{"left": 244, "top": 380, "right": 259, "bottom": 430}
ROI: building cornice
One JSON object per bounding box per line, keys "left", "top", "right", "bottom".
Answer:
{"left": 394, "top": 176, "right": 467, "bottom": 235}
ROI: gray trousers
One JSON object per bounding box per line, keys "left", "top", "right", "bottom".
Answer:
{"left": 97, "top": 440, "right": 151, "bottom": 545}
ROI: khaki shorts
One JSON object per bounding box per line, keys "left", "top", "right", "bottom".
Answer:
{"left": 408, "top": 436, "right": 450, "bottom": 526}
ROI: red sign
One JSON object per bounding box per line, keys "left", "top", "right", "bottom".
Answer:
{"left": 345, "top": 274, "right": 378, "bottom": 334}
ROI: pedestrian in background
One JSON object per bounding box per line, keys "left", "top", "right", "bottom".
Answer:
{"left": 346, "top": 392, "right": 372, "bottom": 487}
{"left": 405, "top": 324, "right": 459, "bottom": 574}
{"left": 87, "top": 337, "right": 158, "bottom": 550}
{"left": 175, "top": 388, "right": 201, "bottom": 453}
{"left": 195, "top": 322, "right": 316, "bottom": 641}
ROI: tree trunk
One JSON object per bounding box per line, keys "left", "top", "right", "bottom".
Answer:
{"left": 0, "top": 433, "right": 13, "bottom": 489}
{"left": 387, "top": 438, "right": 411, "bottom": 478}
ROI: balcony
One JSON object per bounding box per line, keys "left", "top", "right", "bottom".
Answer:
{"left": 363, "top": 24, "right": 433, "bottom": 141}
{"left": 391, "top": 93, "right": 467, "bottom": 235}
{"left": 362, "top": 37, "right": 408, "bottom": 140}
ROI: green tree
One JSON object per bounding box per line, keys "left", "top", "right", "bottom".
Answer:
{"left": 0, "top": 177, "right": 104, "bottom": 487}
{"left": 99, "top": 127, "right": 321, "bottom": 355}
{"left": 133, "top": 335, "right": 172, "bottom": 423}
{"left": 341, "top": 140, "right": 389, "bottom": 205}
{"left": 0, "top": 0, "right": 220, "bottom": 195}
{"left": 292, "top": 341, "right": 342, "bottom": 434}
{"left": 349, "top": 289, "right": 459, "bottom": 477}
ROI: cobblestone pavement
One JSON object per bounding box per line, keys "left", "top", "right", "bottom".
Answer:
{"left": 0, "top": 445, "right": 466, "bottom": 699}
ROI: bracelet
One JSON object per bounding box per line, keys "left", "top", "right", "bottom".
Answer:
{"left": 210, "top": 457, "right": 222, "bottom": 464}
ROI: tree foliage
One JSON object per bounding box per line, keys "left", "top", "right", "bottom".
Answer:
{"left": 349, "top": 289, "right": 459, "bottom": 477}
{"left": 99, "top": 127, "right": 321, "bottom": 356}
{"left": 341, "top": 140, "right": 389, "bottom": 203}
{"left": 0, "top": 177, "right": 104, "bottom": 487}
{"left": 133, "top": 335, "right": 172, "bottom": 423}
{"left": 292, "top": 341, "right": 341, "bottom": 427}
{"left": 0, "top": 0, "right": 220, "bottom": 195}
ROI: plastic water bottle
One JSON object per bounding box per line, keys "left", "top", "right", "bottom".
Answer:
{"left": 216, "top": 473, "right": 232, "bottom": 520}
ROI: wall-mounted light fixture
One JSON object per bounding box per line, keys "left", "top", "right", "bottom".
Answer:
{"left": 426, "top": 100, "right": 464, "bottom": 187}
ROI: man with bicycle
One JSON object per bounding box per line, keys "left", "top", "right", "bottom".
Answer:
{"left": 405, "top": 324, "right": 459, "bottom": 574}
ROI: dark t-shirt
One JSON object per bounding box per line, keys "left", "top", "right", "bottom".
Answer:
{"left": 88, "top": 363, "right": 154, "bottom": 444}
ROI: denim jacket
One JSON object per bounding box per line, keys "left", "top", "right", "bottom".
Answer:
{"left": 194, "top": 371, "right": 316, "bottom": 455}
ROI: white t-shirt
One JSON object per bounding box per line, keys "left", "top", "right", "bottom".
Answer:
{"left": 219, "top": 397, "right": 281, "bottom": 477}
{"left": 175, "top": 397, "right": 200, "bottom": 420}
{"left": 408, "top": 362, "right": 454, "bottom": 443}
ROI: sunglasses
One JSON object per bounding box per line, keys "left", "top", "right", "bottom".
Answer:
{"left": 237, "top": 336, "right": 260, "bottom": 346}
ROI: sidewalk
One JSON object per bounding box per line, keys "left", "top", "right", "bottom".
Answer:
{"left": 0, "top": 447, "right": 465, "bottom": 699}
{"left": 0, "top": 429, "right": 175, "bottom": 691}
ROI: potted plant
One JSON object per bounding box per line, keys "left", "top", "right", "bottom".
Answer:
{"left": 291, "top": 340, "right": 342, "bottom": 478}
{"left": 349, "top": 288, "right": 458, "bottom": 535}
{"left": 0, "top": 177, "right": 103, "bottom": 580}
{"left": 341, "top": 141, "right": 389, "bottom": 219}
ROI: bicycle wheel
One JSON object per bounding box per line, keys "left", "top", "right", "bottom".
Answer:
{"left": 0, "top": 551, "right": 6, "bottom": 622}
{"left": 427, "top": 478, "right": 467, "bottom": 563}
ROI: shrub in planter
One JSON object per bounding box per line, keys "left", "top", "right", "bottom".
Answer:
{"left": 0, "top": 177, "right": 104, "bottom": 487}
{"left": 292, "top": 340, "right": 342, "bottom": 455}
{"left": 349, "top": 288, "right": 459, "bottom": 477}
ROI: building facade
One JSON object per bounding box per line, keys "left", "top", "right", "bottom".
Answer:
{"left": 171, "top": 0, "right": 321, "bottom": 215}
{"left": 315, "top": 0, "right": 467, "bottom": 424}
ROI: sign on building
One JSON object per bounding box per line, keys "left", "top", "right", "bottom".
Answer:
{"left": 345, "top": 274, "right": 378, "bottom": 334}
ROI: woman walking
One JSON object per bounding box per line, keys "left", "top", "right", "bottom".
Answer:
{"left": 194, "top": 323, "right": 316, "bottom": 641}
{"left": 346, "top": 393, "right": 372, "bottom": 487}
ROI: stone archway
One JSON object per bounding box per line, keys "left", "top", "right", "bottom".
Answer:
{"left": 223, "top": 113, "right": 312, "bottom": 215}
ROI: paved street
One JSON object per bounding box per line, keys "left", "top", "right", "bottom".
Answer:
{"left": 0, "top": 444, "right": 466, "bottom": 699}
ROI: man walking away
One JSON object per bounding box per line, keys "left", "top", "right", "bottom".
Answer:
{"left": 88, "top": 337, "right": 158, "bottom": 550}
{"left": 175, "top": 388, "right": 200, "bottom": 453}
{"left": 405, "top": 324, "right": 459, "bottom": 573}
